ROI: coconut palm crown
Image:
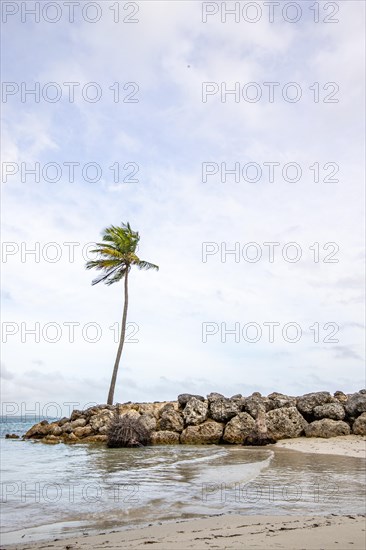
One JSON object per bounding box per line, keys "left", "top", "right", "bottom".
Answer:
{"left": 86, "top": 222, "right": 158, "bottom": 404}
{"left": 86, "top": 222, "right": 158, "bottom": 285}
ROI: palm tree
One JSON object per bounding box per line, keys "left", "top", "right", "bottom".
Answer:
{"left": 86, "top": 222, "right": 159, "bottom": 405}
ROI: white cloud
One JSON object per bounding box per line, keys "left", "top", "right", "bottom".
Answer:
{"left": 1, "top": 1, "right": 365, "bottom": 407}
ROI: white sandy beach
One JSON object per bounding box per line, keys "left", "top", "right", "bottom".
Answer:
{"left": 6, "top": 514, "right": 366, "bottom": 550}
{"left": 276, "top": 434, "right": 366, "bottom": 458}
{"left": 5, "top": 436, "right": 366, "bottom": 550}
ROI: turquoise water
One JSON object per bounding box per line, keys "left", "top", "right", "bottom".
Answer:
{"left": 1, "top": 418, "right": 365, "bottom": 546}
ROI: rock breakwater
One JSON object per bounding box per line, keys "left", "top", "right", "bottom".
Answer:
{"left": 22, "top": 390, "right": 366, "bottom": 445}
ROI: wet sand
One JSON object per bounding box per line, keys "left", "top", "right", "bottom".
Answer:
{"left": 5, "top": 514, "right": 366, "bottom": 550}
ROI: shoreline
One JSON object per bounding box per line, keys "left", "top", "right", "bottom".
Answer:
{"left": 3, "top": 436, "right": 365, "bottom": 550}
{"left": 5, "top": 514, "right": 366, "bottom": 550}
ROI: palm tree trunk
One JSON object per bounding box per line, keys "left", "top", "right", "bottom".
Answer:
{"left": 107, "top": 268, "right": 129, "bottom": 405}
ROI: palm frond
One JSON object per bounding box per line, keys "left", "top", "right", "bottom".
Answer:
{"left": 89, "top": 246, "right": 126, "bottom": 260}
{"left": 135, "top": 260, "right": 159, "bottom": 271}
{"left": 105, "top": 267, "right": 127, "bottom": 286}
{"left": 91, "top": 266, "right": 122, "bottom": 286}
{"left": 86, "top": 222, "right": 158, "bottom": 285}
{"left": 86, "top": 258, "right": 124, "bottom": 270}
{"left": 101, "top": 223, "right": 139, "bottom": 254}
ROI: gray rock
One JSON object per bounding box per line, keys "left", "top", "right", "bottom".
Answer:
{"left": 84, "top": 404, "right": 114, "bottom": 420}
{"left": 352, "top": 412, "right": 366, "bottom": 435}
{"left": 159, "top": 403, "right": 175, "bottom": 414}
{"left": 207, "top": 392, "right": 225, "bottom": 403}
{"left": 266, "top": 407, "right": 307, "bottom": 440}
{"left": 345, "top": 392, "right": 366, "bottom": 417}
{"left": 122, "top": 410, "right": 141, "bottom": 421}
{"left": 180, "top": 420, "right": 224, "bottom": 444}
{"left": 74, "top": 426, "right": 92, "bottom": 438}
{"left": 333, "top": 391, "right": 348, "bottom": 404}
{"left": 267, "top": 392, "right": 296, "bottom": 410}
{"left": 313, "top": 403, "right": 345, "bottom": 420}
{"left": 244, "top": 408, "right": 278, "bottom": 446}
{"left": 183, "top": 398, "right": 208, "bottom": 426}
{"left": 137, "top": 403, "right": 158, "bottom": 417}
{"left": 63, "top": 432, "right": 78, "bottom": 443}
{"left": 89, "top": 410, "right": 114, "bottom": 432}
{"left": 244, "top": 433, "right": 277, "bottom": 446}
{"left": 178, "top": 394, "right": 204, "bottom": 408}
{"left": 70, "top": 418, "right": 87, "bottom": 429}
{"left": 24, "top": 420, "right": 50, "bottom": 439}
{"left": 305, "top": 419, "right": 351, "bottom": 438}
{"left": 296, "top": 392, "right": 333, "bottom": 416}
{"left": 244, "top": 393, "right": 270, "bottom": 418}
{"left": 151, "top": 431, "right": 180, "bottom": 445}
{"left": 223, "top": 413, "right": 255, "bottom": 444}
{"left": 98, "top": 425, "right": 110, "bottom": 435}
{"left": 139, "top": 413, "right": 157, "bottom": 432}
{"left": 61, "top": 422, "right": 73, "bottom": 434}
{"left": 159, "top": 409, "right": 184, "bottom": 433}
{"left": 58, "top": 417, "right": 69, "bottom": 427}
{"left": 233, "top": 395, "right": 247, "bottom": 410}
{"left": 48, "top": 423, "right": 63, "bottom": 436}
{"left": 70, "top": 409, "right": 84, "bottom": 422}
{"left": 209, "top": 398, "right": 241, "bottom": 422}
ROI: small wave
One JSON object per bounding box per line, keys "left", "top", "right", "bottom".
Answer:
{"left": 124, "top": 447, "right": 229, "bottom": 474}
{"left": 196, "top": 450, "right": 274, "bottom": 487}
{"left": 168, "top": 448, "right": 228, "bottom": 468}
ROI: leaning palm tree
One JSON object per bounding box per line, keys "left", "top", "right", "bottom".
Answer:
{"left": 86, "top": 222, "right": 159, "bottom": 405}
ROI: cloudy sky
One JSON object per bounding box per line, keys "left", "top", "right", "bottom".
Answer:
{"left": 1, "top": 0, "right": 365, "bottom": 414}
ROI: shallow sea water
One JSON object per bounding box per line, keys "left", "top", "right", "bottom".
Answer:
{"left": 1, "top": 418, "right": 365, "bottom": 545}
